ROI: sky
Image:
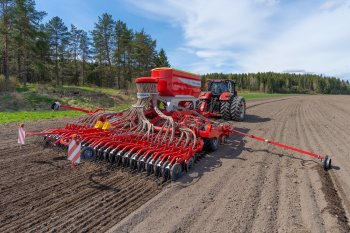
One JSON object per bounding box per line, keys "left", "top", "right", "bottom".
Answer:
{"left": 35, "top": 0, "right": 350, "bottom": 79}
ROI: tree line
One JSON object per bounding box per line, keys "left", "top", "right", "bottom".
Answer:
{"left": 0, "top": 0, "right": 170, "bottom": 91}
{"left": 203, "top": 72, "right": 350, "bottom": 94}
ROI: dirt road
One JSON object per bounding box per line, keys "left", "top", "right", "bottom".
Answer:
{"left": 1, "top": 95, "right": 350, "bottom": 233}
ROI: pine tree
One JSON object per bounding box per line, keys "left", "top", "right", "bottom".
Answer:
{"left": 114, "top": 20, "right": 133, "bottom": 88}
{"left": 155, "top": 48, "right": 170, "bottom": 67}
{"left": 46, "top": 16, "right": 69, "bottom": 85}
{"left": 12, "top": 0, "right": 46, "bottom": 85}
{"left": 132, "top": 29, "right": 157, "bottom": 77}
{"left": 91, "top": 13, "right": 115, "bottom": 86}
{"left": 92, "top": 13, "right": 115, "bottom": 68}
{"left": 33, "top": 24, "right": 50, "bottom": 83}
{"left": 0, "top": 0, "right": 14, "bottom": 86}
{"left": 78, "top": 30, "right": 91, "bottom": 85}
{"left": 69, "top": 24, "right": 83, "bottom": 84}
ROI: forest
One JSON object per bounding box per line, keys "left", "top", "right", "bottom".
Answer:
{"left": 203, "top": 72, "right": 350, "bottom": 94}
{"left": 0, "top": 0, "right": 170, "bottom": 91}
{"left": 1, "top": 0, "right": 349, "bottom": 95}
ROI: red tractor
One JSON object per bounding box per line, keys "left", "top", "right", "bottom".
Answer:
{"left": 197, "top": 79, "right": 246, "bottom": 121}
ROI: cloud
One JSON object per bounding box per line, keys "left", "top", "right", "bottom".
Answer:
{"left": 241, "top": 1, "right": 350, "bottom": 76}
{"left": 129, "top": 0, "right": 350, "bottom": 78}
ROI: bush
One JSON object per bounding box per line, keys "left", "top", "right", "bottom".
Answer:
{"left": 0, "top": 75, "right": 21, "bottom": 92}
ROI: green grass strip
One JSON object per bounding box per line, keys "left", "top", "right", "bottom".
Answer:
{"left": 0, "top": 105, "right": 129, "bottom": 124}
{"left": 240, "top": 92, "right": 300, "bottom": 99}
{"left": 0, "top": 111, "right": 84, "bottom": 124}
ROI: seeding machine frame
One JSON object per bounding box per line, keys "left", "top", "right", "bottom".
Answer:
{"left": 25, "top": 67, "right": 332, "bottom": 181}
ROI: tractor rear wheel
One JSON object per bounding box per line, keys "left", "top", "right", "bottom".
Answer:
{"left": 220, "top": 100, "right": 231, "bottom": 121}
{"left": 230, "top": 96, "right": 246, "bottom": 121}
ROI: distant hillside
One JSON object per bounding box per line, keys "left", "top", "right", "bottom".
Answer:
{"left": 203, "top": 72, "right": 350, "bottom": 94}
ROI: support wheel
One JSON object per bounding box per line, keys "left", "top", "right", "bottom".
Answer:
{"left": 323, "top": 155, "right": 332, "bottom": 170}
{"left": 230, "top": 96, "right": 246, "bottom": 121}
{"left": 108, "top": 151, "right": 116, "bottom": 163}
{"left": 137, "top": 156, "right": 145, "bottom": 172}
{"left": 170, "top": 163, "right": 183, "bottom": 181}
{"left": 153, "top": 158, "right": 161, "bottom": 176}
{"left": 161, "top": 161, "right": 169, "bottom": 180}
{"left": 81, "top": 147, "right": 96, "bottom": 161}
{"left": 145, "top": 157, "right": 153, "bottom": 175}
{"left": 203, "top": 138, "right": 219, "bottom": 152}
{"left": 186, "top": 157, "right": 194, "bottom": 172}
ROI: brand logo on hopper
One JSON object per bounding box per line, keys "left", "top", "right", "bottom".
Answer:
{"left": 178, "top": 77, "right": 201, "bottom": 87}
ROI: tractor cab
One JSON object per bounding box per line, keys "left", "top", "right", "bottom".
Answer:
{"left": 207, "top": 80, "right": 237, "bottom": 96}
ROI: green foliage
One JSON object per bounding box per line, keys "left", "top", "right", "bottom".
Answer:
{"left": 155, "top": 48, "right": 170, "bottom": 67}
{"left": 203, "top": 72, "right": 350, "bottom": 95}
{"left": 0, "top": 75, "right": 20, "bottom": 91}
{"left": 0, "top": 1, "right": 170, "bottom": 90}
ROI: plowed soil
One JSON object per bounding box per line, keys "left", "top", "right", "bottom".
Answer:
{"left": 1, "top": 95, "right": 350, "bottom": 233}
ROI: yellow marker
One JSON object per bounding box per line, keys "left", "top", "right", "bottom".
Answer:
{"left": 94, "top": 121, "right": 104, "bottom": 129}
{"left": 102, "top": 121, "right": 111, "bottom": 130}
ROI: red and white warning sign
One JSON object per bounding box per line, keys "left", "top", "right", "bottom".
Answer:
{"left": 68, "top": 139, "right": 81, "bottom": 164}
{"left": 17, "top": 124, "right": 25, "bottom": 145}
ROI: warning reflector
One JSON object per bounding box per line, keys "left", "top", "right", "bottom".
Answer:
{"left": 68, "top": 139, "right": 81, "bottom": 164}
{"left": 18, "top": 125, "right": 25, "bottom": 145}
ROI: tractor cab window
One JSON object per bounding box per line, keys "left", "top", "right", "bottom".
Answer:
{"left": 209, "top": 82, "right": 230, "bottom": 95}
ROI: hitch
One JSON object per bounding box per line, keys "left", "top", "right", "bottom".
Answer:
{"left": 232, "top": 129, "right": 332, "bottom": 171}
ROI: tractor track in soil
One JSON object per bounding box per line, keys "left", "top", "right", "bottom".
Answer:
{"left": 1, "top": 96, "right": 350, "bottom": 233}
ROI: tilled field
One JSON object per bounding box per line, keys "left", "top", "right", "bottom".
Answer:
{"left": 1, "top": 96, "right": 350, "bottom": 233}
{"left": 0, "top": 119, "right": 163, "bottom": 232}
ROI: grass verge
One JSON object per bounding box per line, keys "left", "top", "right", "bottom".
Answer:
{"left": 239, "top": 92, "right": 300, "bottom": 99}
{"left": 0, "top": 111, "right": 84, "bottom": 124}
{"left": 0, "top": 105, "right": 129, "bottom": 124}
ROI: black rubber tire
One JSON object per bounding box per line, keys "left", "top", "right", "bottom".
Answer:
{"left": 137, "top": 156, "right": 145, "bottom": 172}
{"left": 162, "top": 162, "right": 170, "bottom": 181}
{"left": 129, "top": 153, "right": 138, "bottom": 170}
{"left": 203, "top": 138, "right": 219, "bottom": 152}
{"left": 108, "top": 150, "right": 116, "bottom": 163}
{"left": 323, "top": 155, "right": 332, "bottom": 170}
{"left": 43, "top": 137, "right": 53, "bottom": 148}
{"left": 220, "top": 100, "right": 231, "bottom": 121}
{"left": 145, "top": 157, "right": 153, "bottom": 175}
{"left": 186, "top": 157, "right": 194, "bottom": 172}
{"left": 81, "top": 146, "right": 96, "bottom": 161}
{"left": 170, "top": 163, "right": 182, "bottom": 181}
{"left": 230, "top": 96, "right": 246, "bottom": 121}
{"left": 153, "top": 158, "right": 161, "bottom": 176}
